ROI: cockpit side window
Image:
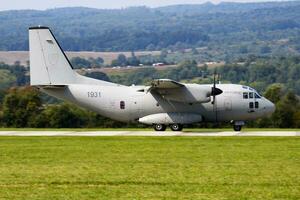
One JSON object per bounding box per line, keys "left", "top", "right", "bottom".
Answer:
{"left": 249, "top": 92, "right": 254, "bottom": 99}
{"left": 243, "top": 92, "right": 248, "bottom": 99}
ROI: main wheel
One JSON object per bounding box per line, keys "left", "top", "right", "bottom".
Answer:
{"left": 170, "top": 124, "right": 183, "bottom": 131}
{"left": 233, "top": 125, "right": 242, "bottom": 131}
{"left": 153, "top": 124, "right": 166, "bottom": 131}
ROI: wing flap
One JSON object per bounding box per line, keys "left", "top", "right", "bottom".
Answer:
{"left": 150, "top": 79, "right": 184, "bottom": 89}
{"left": 151, "top": 79, "right": 184, "bottom": 89}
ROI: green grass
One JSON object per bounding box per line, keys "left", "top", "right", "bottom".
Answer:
{"left": 0, "top": 137, "right": 299, "bottom": 199}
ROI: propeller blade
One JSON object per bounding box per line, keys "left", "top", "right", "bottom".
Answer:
{"left": 213, "top": 71, "right": 216, "bottom": 88}
{"left": 211, "top": 71, "right": 220, "bottom": 123}
{"left": 211, "top": 71, "right": 223, "bottom": 96}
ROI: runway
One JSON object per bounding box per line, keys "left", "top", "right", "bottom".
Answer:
{"left": 0, "top": 131, "right": 299, "bottom": 136}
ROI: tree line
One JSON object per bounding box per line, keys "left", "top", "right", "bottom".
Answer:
{"left": 0, "top": 84, "right": 298, "bottom": 128}
{"left": 110, "top": 56, "right": 300, "bottom": 96}
{"left": 0, "top": 56, "right": 299, "bottom": 128}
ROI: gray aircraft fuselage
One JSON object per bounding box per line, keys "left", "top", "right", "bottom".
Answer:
{"left": 41, "top": 83, "right": 275, "bottom": 123}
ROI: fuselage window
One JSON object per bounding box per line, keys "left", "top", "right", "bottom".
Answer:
{"left": 243, "top": 92, "right": 248, "bottom": 99}
{"left": 249, "top": 102, "right": 254, "bottom": 109}
{"left": 255, "top": 93, "right": 261, "bottom": 99}
{"left": 255, "top": 102, "right": 259, "bottom": 108}
{"left": 249, "top": 92, "right": 254, "bottom": 99}
{"left": 120, "top": 101, "right": 125, "bottom": 109}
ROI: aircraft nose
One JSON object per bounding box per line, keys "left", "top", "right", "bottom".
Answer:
{"left": 265, "top": 99, "right": 275, "bottom": 116}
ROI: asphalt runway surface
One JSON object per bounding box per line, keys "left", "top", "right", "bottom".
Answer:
{"left": 0, "top": 131, "right": 299, "bottom": 136}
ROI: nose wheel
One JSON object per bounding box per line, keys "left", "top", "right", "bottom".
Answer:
{"left": 233, "top": 121, "right": 245, "bottom": 132}
{"left": 231, "top": 121, "right": 245, "bottom": 131}
{"left": 233, "top": 125, "right": 242, "bottom": 131}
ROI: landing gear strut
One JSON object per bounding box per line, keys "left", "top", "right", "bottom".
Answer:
{"left": 170, "top": 124, "right": 183, "bottom": 131}
{"left": 153, "top": 124, "right": 166, "bottom": 131}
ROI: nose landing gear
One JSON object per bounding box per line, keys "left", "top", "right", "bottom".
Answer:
{"left": 233, "top": 125, "right": 242, "bottom": 131}
{"left": 232, "top": 121, "right": 245, "bottom": 132}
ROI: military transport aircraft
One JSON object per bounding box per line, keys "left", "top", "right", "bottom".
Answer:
{"left": 29, "top": 26, "right": 275, "bottom": 131}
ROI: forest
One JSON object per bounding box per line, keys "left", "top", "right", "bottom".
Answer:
{"left": 0, "top": 55, "right": 299, "bottom": 128}
{"left": 0, "top": 1, "right": 300, "bottom": 61}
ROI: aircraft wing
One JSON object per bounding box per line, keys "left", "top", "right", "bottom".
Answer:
{"left": 148, "top": 79, "right": 211, "bottom": 103}
{"left": 150, "top": 79, "right": 184, "bottom": 89}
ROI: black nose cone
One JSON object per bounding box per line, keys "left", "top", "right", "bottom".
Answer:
{"left": 211, "top": 87, "right": 223, "bottom": 96}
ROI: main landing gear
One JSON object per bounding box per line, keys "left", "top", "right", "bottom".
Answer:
{"left": 170, "top": 124, "right": 183, "bottom": 131}
{"left": 153, "top": 123, "right": 183, "bottom": 131}
{"left": 153, "top": 124, "right": 167, "bottom": 131}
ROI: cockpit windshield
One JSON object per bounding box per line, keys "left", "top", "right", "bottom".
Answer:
{"left": 255, "top": 92, "right": 261, "bottom": 98}
{"left": 242, "top": 86, "right": 262, "bottom": 99}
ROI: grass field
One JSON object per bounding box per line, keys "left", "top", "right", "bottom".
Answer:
{"left": 0, "top": 137, "right": 299, "bottom": 199}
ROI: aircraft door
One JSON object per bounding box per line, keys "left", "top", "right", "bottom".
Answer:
{"left": 129, "top": 95, "right": 144, "bottom": 120}
{"left": 224, "top": 97, "right": 232, "bottom": 111}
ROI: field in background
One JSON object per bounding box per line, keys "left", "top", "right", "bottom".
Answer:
{"left": 0, "top": 51, "right": 161, "bottom": 66}
{"left": 0, "top": 137, "right": 299, "bottom": 199}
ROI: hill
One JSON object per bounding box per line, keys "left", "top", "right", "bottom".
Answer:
{"left": 0, "top": 1, "right": 299, "bottom": 59}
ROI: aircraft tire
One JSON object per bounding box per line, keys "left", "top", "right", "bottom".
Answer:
{"left": 170, "top": 124, "right": 183, "bottom": 131}
{"left": 233, "top": 125, "right": 242, "bottom": 131}
{"left": 153, "top": 124, "right": 166, "bottom": 131}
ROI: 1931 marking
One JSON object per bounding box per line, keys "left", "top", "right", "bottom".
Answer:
{"left": 87, "top": 91, "right": 101, "bottom": 98}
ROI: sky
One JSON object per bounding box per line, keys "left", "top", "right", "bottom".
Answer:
{"left": 0, "top": 0, "right": 291, "bottom": 11}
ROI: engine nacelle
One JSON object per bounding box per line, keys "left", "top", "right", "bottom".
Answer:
{"left": 138, "top": 113, "right": 202, "bottom": 125}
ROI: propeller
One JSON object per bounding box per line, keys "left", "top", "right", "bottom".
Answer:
{"left": 211, "top": 72, "right": 223, "bottom": 103}
{"left": 211, "top": 71, "right": 223, "bottom": 122}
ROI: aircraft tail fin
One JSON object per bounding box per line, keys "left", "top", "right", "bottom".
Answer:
{"left": 29, "top": 26, "right": 76, "bottom": 86}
